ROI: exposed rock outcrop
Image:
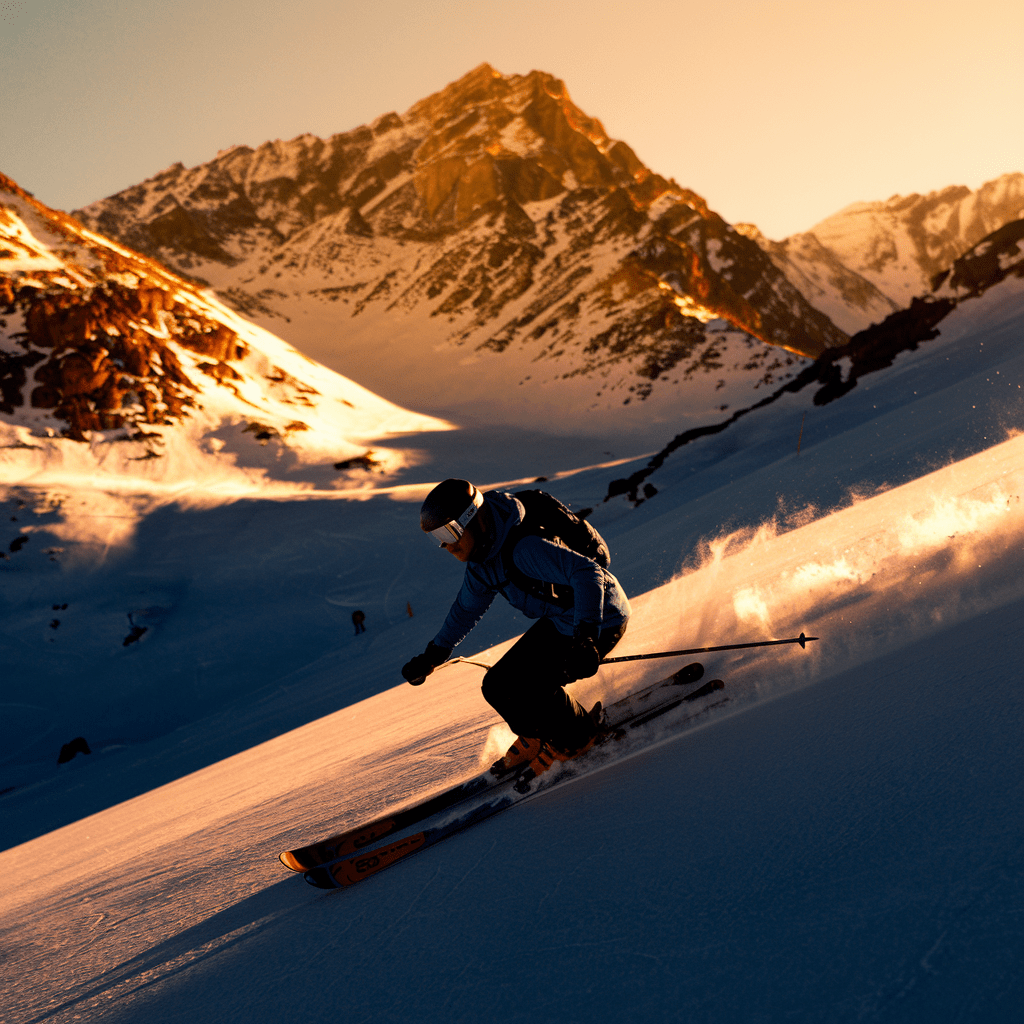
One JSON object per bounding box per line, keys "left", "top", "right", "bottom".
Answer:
{"left": 1, "top": 172, "right": 246, "bottom": 439}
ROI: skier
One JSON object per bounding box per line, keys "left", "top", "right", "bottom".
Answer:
{"left": 352, "top": 609, "right": 366, "bottom": 635}
{"left": 401, "top": 479, "right": 631, "bottom": 779}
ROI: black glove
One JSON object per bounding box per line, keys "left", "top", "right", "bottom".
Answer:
{"left": 402, "top": 642, "right": 451, "bottom": 685}
{"left": 563, "top": 623, "right": 601, "bottom": 682}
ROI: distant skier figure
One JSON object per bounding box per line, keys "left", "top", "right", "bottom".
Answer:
{"left": 352, "top": 610, "right": 366, "bottom": 635}
{"left": 401, "top": 479, "right": 631, "bottom": 780}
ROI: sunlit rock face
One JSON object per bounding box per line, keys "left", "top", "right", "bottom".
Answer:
{"left": 74, "top": 64, "right": 848, "bottom": 423}
{"left": 742, "top": 174, "right": 1024, "bottom": 334}
{"left": 0, "top": 173, "right": 246, "bottom": 439}
{"left": 1, "top": 172, "right": 445, "bottom": 474}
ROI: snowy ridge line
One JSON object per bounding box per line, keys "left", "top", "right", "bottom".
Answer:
{"left": 741, "top": 172, "right": 1024, "bottom": 333}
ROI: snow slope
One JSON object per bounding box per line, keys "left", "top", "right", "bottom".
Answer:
{"left": 2, "top": 248, "right": 1024, "bottom": 1020}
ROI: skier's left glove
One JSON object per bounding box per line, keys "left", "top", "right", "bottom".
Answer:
{"left": 564, "top": 622, "right": 601, "bottom": 681}
{"left": 402, "top": 642, "right": 451, "bottom": 685}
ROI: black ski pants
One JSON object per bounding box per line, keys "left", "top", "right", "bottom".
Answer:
{"left": 481, "top": 616, "right": 628, "bottom": 750}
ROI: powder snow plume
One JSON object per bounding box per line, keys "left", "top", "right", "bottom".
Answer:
{"left": 580, "top": 432, "right": 1024, "bottom": 715}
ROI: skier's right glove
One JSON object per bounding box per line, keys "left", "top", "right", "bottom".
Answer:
{"left": 402, "top": 642, "right": 451, "bottom": 685}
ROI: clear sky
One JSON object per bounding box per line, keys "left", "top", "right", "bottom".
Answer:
{"left": 2, "top": 0, "right": 1021, "bottom": 239}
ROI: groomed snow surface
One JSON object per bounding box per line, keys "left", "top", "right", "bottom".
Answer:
{"left": 3, "top": 278, "right": 1024, "bottom": 1022}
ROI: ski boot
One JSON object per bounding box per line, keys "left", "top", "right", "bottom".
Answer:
{"left": 514, "top": 702, "right": 604, "bottom": 793}
{"left": 490, "top": 735, "right": 544, "bottom": 778}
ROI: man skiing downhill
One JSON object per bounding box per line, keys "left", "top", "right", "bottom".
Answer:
{"left": 401, "top": 479, "right": 631, "bottom": 780}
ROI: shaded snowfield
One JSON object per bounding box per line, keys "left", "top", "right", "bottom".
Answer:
{"left": 2, "top": 279, "right": 1024, "bottom": 1022}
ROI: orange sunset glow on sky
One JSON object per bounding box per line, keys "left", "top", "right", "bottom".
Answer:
{"left": 1, "top": 0, "right": 1021, "bottom": 239}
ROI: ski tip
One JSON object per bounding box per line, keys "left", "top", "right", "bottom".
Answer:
{"left": 672, "top": 662, "right": 704, "bottom": 684}
{"left": 280, "top": 851, "right": 303, "bottom": 872}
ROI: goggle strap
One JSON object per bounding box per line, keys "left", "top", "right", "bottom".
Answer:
{"left": 428, "top": 487, "right": 483, "bottom": 546}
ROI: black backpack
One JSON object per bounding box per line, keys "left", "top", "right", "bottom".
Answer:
{"left": 494, "top": 490, "right": 611, "bottom": 608}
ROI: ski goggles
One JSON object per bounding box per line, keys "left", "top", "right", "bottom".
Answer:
{"left": 426, "top": 486, "right": 484, "bottom": 547}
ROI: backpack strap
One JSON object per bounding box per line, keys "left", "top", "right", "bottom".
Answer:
{"left": 465, "top": 538, "right": 570, "bottom": 607}
{"left": 500, "top": 525, "right": 576, "bottom": 609}
{"left": 474, "top": 490, "right": 611, "bottom": 610}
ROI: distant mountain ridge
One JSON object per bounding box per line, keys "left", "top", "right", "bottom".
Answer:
{"left": 73, "top": 64, "right": 846, "bottom": 434}
{"left": 607, "top": 214, "right": 1024, "bottom": 503}
{"left": 743, "top": 173, "right": 1024, "bottom": 334}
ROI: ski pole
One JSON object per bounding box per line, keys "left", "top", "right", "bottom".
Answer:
{"left": 601, "top": 632, "right": 818, "bottom": 664}
{"left": 408, "top": 655, "right": 495, "bottom": 686}
{"left": 410, "top": 635, "right": 817, "bottom": 683}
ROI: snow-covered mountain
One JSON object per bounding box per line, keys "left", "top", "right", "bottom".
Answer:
{"left": 73, "top": 64, "right": 846, "bottom": 436}
{"left": 609, "top": 215, "right": 1024, "bottom": 503}
{"left": 743, "top": 172, "right": 1024, "bottom": 334}
{"left": 1, "top": 172, "right": 451, "bottom": 491}
{"left": 7, "top": 64, "right": 1024, "bottom": 1024}
{"left": 735, "top": 221, "right": 903, "bottom": 335}
{"left": 3, "top": 196, "right": 1024, "bottom": 1022}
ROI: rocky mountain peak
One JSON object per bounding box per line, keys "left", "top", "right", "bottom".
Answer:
{"left": 408, "top": 63, "right": 619, "bottom": 162}
{"left": 73, "top": 66, "right": 850, "bottom": 433}
{"left": 400, "top": 64, "right": 652, "bottom": 228}
{"left": 79, "top": 65, "right": 665, "bottom": 265}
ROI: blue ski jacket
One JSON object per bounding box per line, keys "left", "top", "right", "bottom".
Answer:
{"left": 432, "top": 490, "right": 631, "bottom": 653}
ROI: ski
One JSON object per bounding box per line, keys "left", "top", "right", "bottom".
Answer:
{"left": 622, "top": 677, "right": 725, "bottom": 729}
{"left": 304, "top": 786, "right": 520, "bottom": 889}
{"left": 301, "top": 673, "right": 728, "bottom": 890}
{"left": 280, "top": 661, "right": 706, "bottom": 872}
{"left": 280, "top": 772, "right": 497, "bottom": 871}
